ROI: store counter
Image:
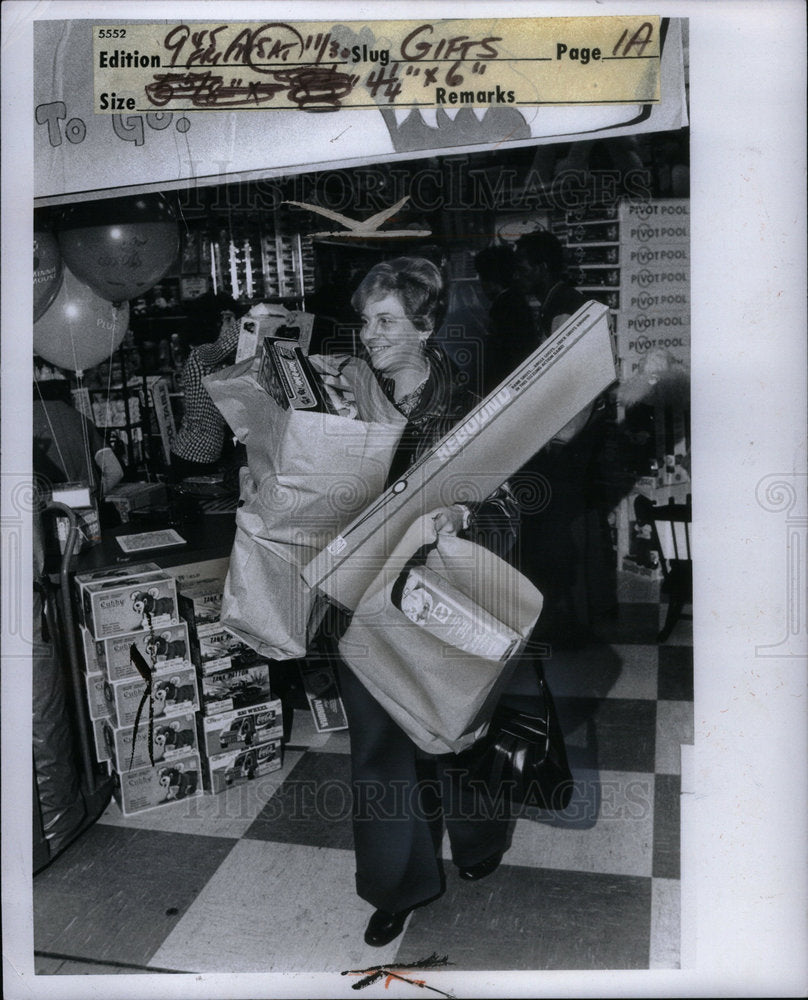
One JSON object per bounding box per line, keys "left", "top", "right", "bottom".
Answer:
{"left": 46, "top": 512, "right": 237, "bottom": 583}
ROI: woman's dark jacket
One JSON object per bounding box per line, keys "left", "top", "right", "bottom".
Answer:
{"left": 382, "top": 343, "right": 520, "bottom": 560}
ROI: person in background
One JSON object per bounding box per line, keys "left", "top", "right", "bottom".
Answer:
{"left": 33, "top": 377, "right": 124, "bottom": 496}
{"left": 170, "top": 308, "right": 242, "bottom": 480}
{"left": 327, "top": 257, "right": 521, "bottom": 949}
{"left": 473, "top": 244, "right": 537, "bottom": 396}
{"left": 511, "top": 230, "right": 609, "bottom": 640}
{"left": 513, "top": 230, "right": 587, "bottom": 343}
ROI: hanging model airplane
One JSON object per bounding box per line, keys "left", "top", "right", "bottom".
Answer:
{"left": 282, "top": 195, "right": 431, "bottom": 239}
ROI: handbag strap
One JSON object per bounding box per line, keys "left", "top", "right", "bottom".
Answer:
{"left": 389, "top": 538, "right": 439, "bottom": 611}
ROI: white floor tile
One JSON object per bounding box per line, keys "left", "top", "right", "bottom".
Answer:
{"left": 655, "top": 701, "right": 694, "bottom": 775}
{"left": 149, "top": 840, "right": 402, "bottom": 974}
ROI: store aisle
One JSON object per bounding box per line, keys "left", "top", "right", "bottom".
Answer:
{"left": 33, "top": 589, "right": 693, "bottom": 977}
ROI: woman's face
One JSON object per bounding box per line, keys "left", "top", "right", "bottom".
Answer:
{"left": 358, "top": 292, "right": 428, "bottom": 376}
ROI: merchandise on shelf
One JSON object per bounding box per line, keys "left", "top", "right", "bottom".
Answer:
{"left": 95, "top": 621, "right": 191, "bottom": 682}
{"left": 177, "top": 578, "right": 225, "bottom": 630}
{"left": 198, "top": 661, "right": 273, "bottom": 716}
{"left": 91, "top": 717, "right": 112, "bottom": 764}
{"left": 193, "top": 621, "right": 265, "bottom": 675}
{"left": 197, "top": 699, "right": 283, "bottom": 758}
{"left": 113, "top": 751, "right": 202, "bottom": 816}
{"left": 299, "top": 660, "right": 348, "bottom": 733}
{"left": 79, "top": 570, "right": 179, "bottom": 639}
{"left": 103, "top": 665, "right": 199, "bottom": 728}
{"left": 103, "top": 710, "right": 199, "bottom": 772}
{"left": 84, "top": 672, "right": 111, "bottom": 722}
{"left": 203, "top": 740, "right": 282, "bottom": 794}
{"left": 161, "top": 557, "right": 231, "bottom": 589}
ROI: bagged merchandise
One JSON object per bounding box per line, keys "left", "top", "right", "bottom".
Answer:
{"left": 204, "top": 353, "right": 405, "bottom": 659}
{"left": 305, "top": 301, "right": 617, "bottom": 611}
{"left": 235, "top": 303, "right": 314, "bottom": 362}
{"left": 339, "top": 515, "right": 543, "bottom": 755}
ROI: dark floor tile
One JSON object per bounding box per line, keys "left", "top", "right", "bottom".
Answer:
{"left": 556, "top": 697, "right": 657, "bottom": 773}
{"left": 397, "top": 864, "right": 651, "bottom": 969}
{"left": 33, "top": 824, "right": 235, "bottom": 966}
{"left": 242, "top": 751, "right": 354, "bottom": 850}
{"left": 592, "top": 603, "right": 660, "bottom": 645}
{"left": 657, "top": 646, "right": 694, "bottom": 702}
{"left": 653, "top": 774, "right": 681, "bottom": 879}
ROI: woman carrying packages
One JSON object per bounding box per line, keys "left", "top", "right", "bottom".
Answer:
{"left": 327, "top": 257, "right": 523, "bottom": 947}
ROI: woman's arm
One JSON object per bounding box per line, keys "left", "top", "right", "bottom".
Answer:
{"left": 433, "top": 481, "right": 520, "bottom": 560}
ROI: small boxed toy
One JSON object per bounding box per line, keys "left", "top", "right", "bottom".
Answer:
{"left": 81, "top": 570, "right": 179, "bottom": 639}
{"left": 178, "top": 578, "right": 224, "bottom": 629}
{"left": 163, "top": 557, "right": 230, "bottom": 589}
{"left": 394, "top": 564, "right": 522, "bottom": 662}
{"left": 199, "top": 661, "right": 273, "bottom": 716}
{"left": 103, "top": 710, "right": 198, "bottom": 772}
{"left": 193, "top": 621, "right": 264, "bottom": 675}
{"left": 104, "top": 665, "right": 199, "bottom": 728}
{"left": 96, "top": 621, "right": 191, "bottom": 682}
{"left": 113, "top": 751, "right": 202, "bottom": 816}
{"left": 299, "top": 660, "right": 348, "bottom": 732}
{"left": 80, "top": 624, "right": 102, "bottom": 673}
{"left": 204, "top": 740, "right": 282, "bottom": 794}
{"left": 85, "top": 672, "right": 112, "bottom": 721}
{"left": 73, "top": 561, "right": 161, "bottom": 612}
{"left": 91, "top": 716, "right": 112, "bottom": 764}
{"left": 259, "top": 340, "right": 333, "bottom": 412}
{"left": 198, "top": 699, "right": 283, "bottom": 757}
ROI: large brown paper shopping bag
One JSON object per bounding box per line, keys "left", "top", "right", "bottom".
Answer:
{"left": 338, "top": 514, "right": 543, "bottom": 754}
{"left": 204, "top": 356, "right": 405, "bottom": 658}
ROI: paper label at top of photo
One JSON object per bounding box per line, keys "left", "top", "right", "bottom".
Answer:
{"left": 34, "top": 17, "right": 685, "bottom": 201}
{"left": 92, "top": 17, "right": 660, "bottom": 113}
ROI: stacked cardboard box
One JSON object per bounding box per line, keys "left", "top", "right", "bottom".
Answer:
{"left": 178, "top": 577, "right": 284, "bottom": 792}
{"left": 75, "top": 563, "right": 202, "bottom": 815}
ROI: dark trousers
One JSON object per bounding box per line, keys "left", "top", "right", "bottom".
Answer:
{"left": 337, "top": 658, "right": 512, "bottom": 913}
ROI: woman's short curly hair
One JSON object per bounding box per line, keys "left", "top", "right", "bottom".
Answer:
{"left": 351, "top": 257, "right": 446, "bottom": 333}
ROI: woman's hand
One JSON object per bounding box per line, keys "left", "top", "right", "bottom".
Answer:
{"left": 431, "top": 504, "right": 469, "bottom": 536}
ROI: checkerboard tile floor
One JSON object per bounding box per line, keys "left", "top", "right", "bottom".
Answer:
{"left": 34, "top": 593, "right": 693, "bottom": 976}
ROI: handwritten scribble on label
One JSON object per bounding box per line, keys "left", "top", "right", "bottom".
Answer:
{"left": 93, "top": 17, "right": 661, "bottom": 113}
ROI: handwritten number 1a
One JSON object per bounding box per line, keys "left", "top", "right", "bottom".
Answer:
{"left": 612, "top": 22, "right": 654, "bottom": 58}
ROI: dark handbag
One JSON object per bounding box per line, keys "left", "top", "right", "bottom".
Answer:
{"left": 461, "top": 664, "right": 573, "bottom": 811}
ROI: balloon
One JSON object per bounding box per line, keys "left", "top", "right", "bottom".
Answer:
{"left": 33, "top": 267, "right": 129, "bottom": 373}
{"left": 33, "top": 231, "right": 64, "bottom": 322}
{"left": 57, "top": 193, "right": 179, "bottom": 304}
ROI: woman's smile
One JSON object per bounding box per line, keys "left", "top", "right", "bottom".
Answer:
{"left": 359, "top": 293, "right": 429, "bottom": 376}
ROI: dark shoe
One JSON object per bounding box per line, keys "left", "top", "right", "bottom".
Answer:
{"left": 364, "top": 907, "right": 412, "bottom": 947}
{"left": 457, "top": 851, "right": 503, "bottom": 881}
